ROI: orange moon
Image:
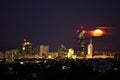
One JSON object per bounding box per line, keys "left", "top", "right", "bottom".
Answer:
{"left": 93, "top": 29, "right": 103, "bottom": 37}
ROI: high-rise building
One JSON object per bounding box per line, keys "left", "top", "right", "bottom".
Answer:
{"left": 57, "top": 44, "right": 67, "bottom": 58}
{"left": 67, "top": 48, "right": 74, "bottom": 58}
{"left": 39, "top": 45, "right": 49, "bottom": 58}
{"left": 22, "top": 39, "right": 32, "bottom": 54}
{"left": 88, "top": 39, "right": 93, "bottom": 54}
{"left": 87, "top": 39, "right": 93, "bottom": 58}
{"left": 77, "top": 26, "right": 87, "bottom": 57}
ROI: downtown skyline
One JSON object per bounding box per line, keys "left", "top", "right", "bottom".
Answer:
{"left": 0, "top": 0, "right": 120, "bottom": 52}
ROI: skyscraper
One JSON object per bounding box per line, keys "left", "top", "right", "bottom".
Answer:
{"left": 40, "top": 45, "right": 49, "bottom": 58}
{"left": 87, "top": 39, "right": 93, "bottom": 58}
{"left": 77, "top": 26, "right": 87, "bottom": 57}
{"left": 88, "top": 39, "right": 93, "bottom": 55}
{"left": 22, "top": 39, "right": 32, "bottom": 55}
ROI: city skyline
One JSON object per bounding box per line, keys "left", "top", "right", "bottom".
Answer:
{"left": 0, "top": 0, "right": 120, "bottom": 52}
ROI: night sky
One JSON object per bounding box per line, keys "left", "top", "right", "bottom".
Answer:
{"left": 0, "top": 0, "right": 120, "bottom": 52}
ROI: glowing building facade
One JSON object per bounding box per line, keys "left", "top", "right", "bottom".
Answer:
{"left": 40, "top": 45, "right": 49, "bottom": 58}
{"left": 87, "top": 39, "right": 93, "bottom": 58}
{"left": 67, "top": 48, "right": 74, "bottom": 58}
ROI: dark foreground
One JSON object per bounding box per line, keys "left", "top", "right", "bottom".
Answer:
{"left": 0, "top": 58, "right": 120, "bottom": 80}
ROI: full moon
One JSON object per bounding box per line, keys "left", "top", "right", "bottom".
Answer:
{"left": 93, "top": 29, "right": 103, "bottom": 37}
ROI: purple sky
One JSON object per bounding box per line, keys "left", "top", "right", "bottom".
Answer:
{"left": 0, "top": 0, "right": 120, "bottom": 52}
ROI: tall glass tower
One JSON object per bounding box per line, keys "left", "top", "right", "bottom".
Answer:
{"left": 77, "top": 27, "right": 87, "bottom": 57}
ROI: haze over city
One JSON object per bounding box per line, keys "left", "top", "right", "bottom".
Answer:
{"left": 0, "top": 0, "right": 120, "bottom": 52}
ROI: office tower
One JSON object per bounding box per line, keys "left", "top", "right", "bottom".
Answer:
{"left": 67, "top": 48, "right": 74, "bottom": 58}
{"left": 40, "top": 45, "right": 49, "bottom": 58}
{"left": 22, "top": 39, "right": 32, "bottom": 54}
{"left": 87, "top": 39, "right": 93, "bottom": 58}
{"left": 77, "top": 26, "right": 87, "bottom": 57}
